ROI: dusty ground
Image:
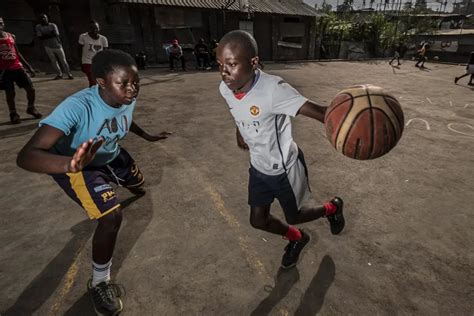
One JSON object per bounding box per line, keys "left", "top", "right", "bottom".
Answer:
{"left": 0, "top": 60, "right": 472, "bottom": 316}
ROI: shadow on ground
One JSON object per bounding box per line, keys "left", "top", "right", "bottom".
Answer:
{"left": 64, "top": 191, "right": 154, "bottom": 315}
{"left": 251, "top": 255, "right": 335, "bottom": 316}
{"left": 4, "top": 192, "right": 151, "bottom": 316}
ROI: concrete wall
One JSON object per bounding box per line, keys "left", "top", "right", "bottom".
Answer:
{"left": 410, "top": 34, "right": 474, "bottom": 63}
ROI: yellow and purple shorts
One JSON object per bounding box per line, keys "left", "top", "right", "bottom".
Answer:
{"left": 51, "top": 148, "right": 144, "bottom": 220}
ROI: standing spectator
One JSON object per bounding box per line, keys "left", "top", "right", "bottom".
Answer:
{"left": 167, "top": 39, "right": 186, "bottom": 71}
{"left": 415, "top": 42, "right": 429, "bottom": 68}
{"left": 454, "top": 52, "right": 474, "bottom": 86}
{"left": 194, "top": 38, "right": 210, "bottom": 70}
{"left": 0, "top": 17, "right": 42, "bottom": 124}
{"left": 79, "top": 21, "right": 108, "bottom": 86}
{"left": 35, "top": 13, "right": 73, "bottom": 80}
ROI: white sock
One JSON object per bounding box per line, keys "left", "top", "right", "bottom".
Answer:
{"left": 92, "top": 260, "right": 112, "bottom": 287}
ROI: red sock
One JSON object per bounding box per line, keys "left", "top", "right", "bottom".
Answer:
{"left": 285, "top": 226, "right": 302, "bottom": 241}
{"left": 324, "top": 202, "right": 337, "bottom": 216}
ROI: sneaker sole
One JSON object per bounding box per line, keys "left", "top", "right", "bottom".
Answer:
{"left": 280, "top": 233, "right": 311, "bottom": 270}
{"left": 91, "top": 299, "right": 123, "bottom": 316}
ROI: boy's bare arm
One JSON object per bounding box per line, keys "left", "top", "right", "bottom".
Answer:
{"left": 17, "top": 125, "right": 103, "bottom": 174}
{"left": 236, "top": 127, "right": 248, "bottom": 151}
{"left": 13, "top": 39, "right": 34, "bottom": 74}
{"left": 130, "top": 121, "right": 171, "bottom": 142}
{"left": 297, "top": 100, "right": 327, "bottom": 123}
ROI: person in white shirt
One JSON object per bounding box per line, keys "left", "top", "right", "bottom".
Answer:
{"left": 79, "top": 21, "right": 108, "bottom": 86}
{"left": 217, "top": 30, "right": 346, "bottom": 269}
{"left": 167, "top": 39, "right": 186, "bottom": 71}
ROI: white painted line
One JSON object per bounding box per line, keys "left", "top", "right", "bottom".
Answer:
{"left": 447, "top": 123, "right": 474, "bottom": 137}
{"left": 406, "top": 118, "right": 431, "bottom": 130}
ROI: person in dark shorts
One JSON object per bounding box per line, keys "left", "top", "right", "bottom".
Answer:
{"left": 0, "top": 17, "right": 42, "bottom": 124}
{"left": 217, "top": 30, "right": 346, "bottom": 270}
{"left": 415, "top": 42, "right": 429, "bottom": 68}
{"left": 454, "top": 52, "right": 474, "bottom": 86}
{"left": 17, "top": 49, "right": 171, "bottom": 315}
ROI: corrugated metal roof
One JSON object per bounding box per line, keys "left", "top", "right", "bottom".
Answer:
{"left": 113, "top": 0, "right": 321, "bottom": 16}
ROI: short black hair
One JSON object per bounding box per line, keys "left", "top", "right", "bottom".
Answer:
{"left": 219, "top": 30, "right": 258, "bottom": 59}
{"left": 91, "top": 49, "right": 136, "bottom": 79}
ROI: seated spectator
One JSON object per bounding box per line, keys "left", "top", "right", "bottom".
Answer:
{"left": 135, "top": 51, "right": 147, "bottom": 70}
{"left": 209, "top": 39, "right": 219, "bottom": 68}
{"left": 167, "top": 39, "right": 186, "bottom": 71}
{"left": 194, "top": 38, "right": 210, "bottom": 70}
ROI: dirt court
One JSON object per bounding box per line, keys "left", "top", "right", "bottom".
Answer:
{"left": 0, "top": 60, "right": 472, "bottom": 315}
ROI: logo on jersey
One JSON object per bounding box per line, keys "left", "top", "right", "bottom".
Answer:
{"left": 250, "top": 105, "right": 260, "bottom": 117}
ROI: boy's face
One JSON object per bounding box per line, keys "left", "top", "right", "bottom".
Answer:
{"left": 97, "top": 65, "right": 140, "bottom": 106}
{"left": 39, "top": 14, "right": 48, "bottom": 24}
{"left": 89, "top": 23, "right": 100, "bottom": 36}
{"left": 217, "top": 43, "right": 258, "bottom": 91}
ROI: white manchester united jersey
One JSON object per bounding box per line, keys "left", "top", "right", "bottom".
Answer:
{"left": 219, "top": 70, "right": 308, "bottom": 176}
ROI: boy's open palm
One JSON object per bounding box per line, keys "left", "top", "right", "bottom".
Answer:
{"left": 69, "top": 138, "right": 104, "bottom": 173}
{"left": 145, "top": 131, "right": 172, "bottom": 142}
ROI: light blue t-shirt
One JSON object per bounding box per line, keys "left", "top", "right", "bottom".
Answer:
{"left": 40, "top": 85, "right": 136, "bottom": 166}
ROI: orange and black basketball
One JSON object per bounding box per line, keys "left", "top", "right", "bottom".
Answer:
{"left": 324, "top": 84, "right": 404, "bottom": 160}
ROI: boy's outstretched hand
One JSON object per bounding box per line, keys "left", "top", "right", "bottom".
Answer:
{"left": 143, "top": 131, "right": 172, "bottom": 142}
{"left": 69, "top": 138, "right": 104, "bottom": 173}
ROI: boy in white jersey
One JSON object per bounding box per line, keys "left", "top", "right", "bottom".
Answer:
{"left": 17, "top": 49, "right": 171, "bottom": 315}
{"left": 217, "top": 30, "right": 345, "bottom": 269}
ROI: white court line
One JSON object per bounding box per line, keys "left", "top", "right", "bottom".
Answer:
{"left": 406, "top": 118, "right": 431, "bottom": 130}
{"left": 447, "top": 123, "right": 474, "bottom": 137}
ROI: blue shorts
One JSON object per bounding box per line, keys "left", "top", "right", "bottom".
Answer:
{"left": 51, "top": 148, "right": 144, "bottom": 220}
{"left": 248, "top": 149, "right": 311, "bottom": 215}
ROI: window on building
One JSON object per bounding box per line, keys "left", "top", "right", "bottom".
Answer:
{"left": 283, "top": 17, "right": 301, "bottom": 23}
{"left": 239, "top": 20, "right": 254, "bottom": 36}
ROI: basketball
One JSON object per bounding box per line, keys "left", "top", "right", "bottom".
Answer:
{"left": 324, "top": 84, "right": 404, "bottom": 160}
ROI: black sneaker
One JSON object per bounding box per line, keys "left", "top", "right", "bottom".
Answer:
{"left": 87, "top": 280, "right": 124, "bottom": 316}
{"left": 327, "top": 197, "right": 345, "bottom": 235}
{"left": 10, "top": 112, "right": 21, "bottom": 124}
{"left": 281, "top": 230, "right": 310, "bottom": 269}
{"left": 26, "top": 107, "right": 43, "bottom": 119}
{"left": 127, "top": 185, "right": 146, "bottom": 196}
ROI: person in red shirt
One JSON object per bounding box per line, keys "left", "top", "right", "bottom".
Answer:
{"left": 0, "top": 17, "right": 42, "bottom": 124}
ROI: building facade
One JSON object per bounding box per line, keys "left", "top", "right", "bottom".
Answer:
{"left": 0, "top": 0, "right": 321, "bottom": 68}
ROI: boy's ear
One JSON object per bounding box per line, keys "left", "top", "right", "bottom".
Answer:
{"left": 96, "top": 78, "right": 106, "bottom": 89}
{"left": 251, "top": 56, "right": 260, "bottom": 69}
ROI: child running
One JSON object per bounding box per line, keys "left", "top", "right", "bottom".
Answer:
{"left": 216, "top": 30, "right": 345, "bottom": 269}
{"left": 454, "top": 51, "right": 474, "bottom": 86}
{"left": 17, "top": 49, "right": 171, "bottom": 315}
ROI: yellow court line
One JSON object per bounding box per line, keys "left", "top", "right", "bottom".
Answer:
{"left": 48, "top": 246, "right": 84, "bottom": 315}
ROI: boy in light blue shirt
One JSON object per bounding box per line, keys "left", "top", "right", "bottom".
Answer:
{"left": 17, "top": 49, "right": 170, "bottom": 315}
